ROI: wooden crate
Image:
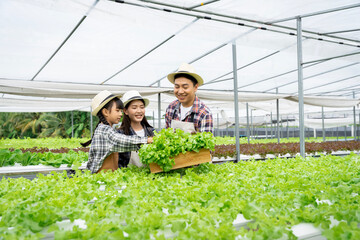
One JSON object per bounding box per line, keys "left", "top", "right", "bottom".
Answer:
{"left": 149, "top": 148, "right": 211, "bottom": 173}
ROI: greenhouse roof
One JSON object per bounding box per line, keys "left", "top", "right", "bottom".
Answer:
{"left": 1, "top": 0, "right": 360, "bottom": 114}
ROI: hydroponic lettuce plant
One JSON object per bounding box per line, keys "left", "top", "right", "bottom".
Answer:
{"left": 138, "top": 128, "right": 215, "bottom": 172}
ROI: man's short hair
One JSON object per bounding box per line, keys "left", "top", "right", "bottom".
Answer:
{"left": 174, "top": 73, "right": 198, "bottom": 86}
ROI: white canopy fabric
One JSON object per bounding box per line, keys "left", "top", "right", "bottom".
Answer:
{"left": 286, "top": 96, "right": 360, "bottom": 108}
{"left": 303, "top": 117, "right": 359, "bottom": 129}
{"left": 0, "top": 0, "right": 360, "bottom": 115}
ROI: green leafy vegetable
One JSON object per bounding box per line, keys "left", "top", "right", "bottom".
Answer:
{"left": 139, "top": 128, "right": 215, "bottom": 171}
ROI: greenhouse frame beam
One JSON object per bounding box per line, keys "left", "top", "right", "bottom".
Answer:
{"left": 264, "top": 62, "right": 359, "bottom": 92}
{"left": 270, "top": 3, "right": 360, "bottom": 24}
{"left": 237, "top": 61, "right": 323, "bottom": 89}
{"left": 204, "top": 42, "right": 298, "bottom": 86}
{"left": 303, "top": 52, "right": 360, "bottom": 65}
{"left": 314, "top": 83, "right": 360, "bottom": 95}
{"left": 339, "top": 89, "right": 360, "bottom": 97}
{"left": 102, "top": 18, "right": 199, "bottom": 84}
{"left": 296, "top": 17, "right": 305, "bottom": 157}
{"left": 134, "top": 0, "right": 360, "bottom": 44}
{"left": 188, "top": 0, "right": 220, "bottom": 10}
{"left": 31, "top": 0, "right": 99, "bottom": 81}
{"left": 302, "top": 74, "right": 360, "bottom": 93}
{"left": 322, "top": 28, "right": 360, "bottom": 35}
{"left": 149, "top": 29, "right": 256, "bottom": 86}
{"left": 206, "top": 55, "right": 328, "bottom": 89}
{"left": 204, "top": 50, "right": 280, "bottom": 86}
{"left": 232, "top": 42, "right": 241, "bottom": 162}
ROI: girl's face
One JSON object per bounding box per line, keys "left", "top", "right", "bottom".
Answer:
{"left": 103, "top": 102, "right": 123, "bottom": 126}
{"left": 124, "top": 100, "right": 145, "bottom": 124}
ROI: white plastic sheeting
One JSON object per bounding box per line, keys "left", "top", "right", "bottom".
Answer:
{"left": 0, "top": 0, "right": 360, "bottom": 114}
{"left": 303, "top": 116, "right": 359, "bottom": 129}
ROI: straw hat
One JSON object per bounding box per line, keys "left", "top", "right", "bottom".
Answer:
{"left": 91, "top": 90, "right": 121, "bottom": 116}
{"left": 121, "top": 90, "right": 149, "bottom": 108}
{"left": 167, "top": 63, "right": 204, "bottom": 86}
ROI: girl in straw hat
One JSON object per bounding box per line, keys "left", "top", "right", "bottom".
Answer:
{"left": 82, "top": 90, "right": 153, "bottom": 173}
{"left": 117, "top": 90, "right": 155, "bottom": 168}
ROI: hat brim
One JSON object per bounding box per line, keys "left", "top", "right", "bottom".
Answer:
{"left": 91, "top": 94, "right": 122, "bottom": 116}
{"left": 167, "top": 72, "right": 204, "bottom": 86}
{"left": 123, "top": 97, "right": 150, "bottom": 108}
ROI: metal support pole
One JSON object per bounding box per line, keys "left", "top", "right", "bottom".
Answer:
{"left": 287, "top": 115, "right": 289, "bottom": 139}
{"left": 217, "top": 112, "right": 219, "bottom": 137}
{"left": 270, "top": 112, "right": 273, "bottom": 139}
{"left": 345, "top": 125, "right": 347, "bottom": 140}
{"left": 296, "top": 17, "right": 305, "bottom": 157}
{"left": 232, "top": 42, "right": 241, "bottom": 162}
{"left": 345, "top": 113, "right": 347, "bottom": 140}
{"left": 246, "top": 103, "right": 250, "bottom": 143}
{"left": 250, "top": 109, "right": 253, "bottom": 137}
{"left": 353, "top": 92, "right": 357, "bottom": 140}
{"left": 265, "top": 115, "right": 268, "bottom": 139}
{"left": 276, "top": 88, "right": 280, "bottom": 143}
{"left": 71, "top": 111, "right": 74, "bottom": 138}
{"left": 153, "top": 111, "right": 155, "bottom": 128}
{"left": 322, "top": 107, "right": 325, "bottom": 142}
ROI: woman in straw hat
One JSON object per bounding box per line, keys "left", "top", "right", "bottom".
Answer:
{"left": 82, "top": 90, "right": 153, "bottom": 173}
{"left": 117, "top": 90, "right": 155, "bottom": 168}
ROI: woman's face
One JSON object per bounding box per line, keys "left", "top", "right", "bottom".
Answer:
{"left": 124, "top": 99, "right": 145, "bottom": 124}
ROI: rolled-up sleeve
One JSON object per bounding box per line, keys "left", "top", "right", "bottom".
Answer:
{"left": 108, "top": 131, "right": 147, "bottom": 153}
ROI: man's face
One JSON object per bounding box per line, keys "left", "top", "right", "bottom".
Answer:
{"left": 174, "top": 76, "right": 198, "bottom": 107}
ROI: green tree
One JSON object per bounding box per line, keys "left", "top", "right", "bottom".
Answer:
{"left": 0, "top": 111, "right": 96, "bottom": 139}
{"left": 5, "top": 112, "right": 43, "bottom": 138}
{"left": 37, "top": 112, "right": 68, "bottom": 138}
{"left": 64, "top": 111, "right": 95, "bottom": 138}
{"left": 0, "top": 113, "right": 20, "bottom": 138}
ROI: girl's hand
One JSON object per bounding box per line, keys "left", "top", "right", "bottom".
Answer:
{"left": 147, "top": 137, "right": 153, "bottom": 144}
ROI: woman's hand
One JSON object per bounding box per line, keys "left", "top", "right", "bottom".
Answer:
{"left": 147, "top": 137, "right": 153, "bottom": 144}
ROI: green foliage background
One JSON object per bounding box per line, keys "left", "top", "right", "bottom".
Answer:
{"left": 0, "top": 111, "right": 98, "bottom": 139}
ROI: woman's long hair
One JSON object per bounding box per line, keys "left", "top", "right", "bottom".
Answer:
{"left": 81, "top": 97, "right": 124, "bottom": 147}
{"left": 119, "top": 99, "right": 153, "bottom": 135}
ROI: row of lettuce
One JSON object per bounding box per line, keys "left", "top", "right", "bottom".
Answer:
{"left": 0, "top": 136, "right": 356, "bottom": 150}
{"left": 1, "top": 154, "right": 359, "bottom": 239}
{"left": 1, "top": 141, "right": 360, "bottom": 169}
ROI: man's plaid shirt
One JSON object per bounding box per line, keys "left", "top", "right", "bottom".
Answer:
{"left": 86, "top": 123, "right": 147, "bottom": 173}
{"left": 165, "top": 95, "right": 213, "bottom": 133}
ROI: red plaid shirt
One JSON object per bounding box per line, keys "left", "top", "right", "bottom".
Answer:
{"left": 165, "top": 96, "right": 213, "bottom": 133}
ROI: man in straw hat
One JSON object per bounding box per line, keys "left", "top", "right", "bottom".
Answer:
{"left": 165, "top": 63, "right": 213, "bottom": 133}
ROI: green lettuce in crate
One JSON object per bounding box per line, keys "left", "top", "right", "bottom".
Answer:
{"left": 139, "top": 128, "right": 215, "bottom": 172}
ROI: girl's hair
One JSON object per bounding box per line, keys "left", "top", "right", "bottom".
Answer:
{"left": 81, "top": 97, "right": 124, "bottom": 147}
{"left": 119, "top": 99, "right": 153, "bottom": 135}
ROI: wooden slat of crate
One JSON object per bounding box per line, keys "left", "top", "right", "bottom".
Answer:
{"left": 149, "top": 148, "right": 211, "bottom": 173}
